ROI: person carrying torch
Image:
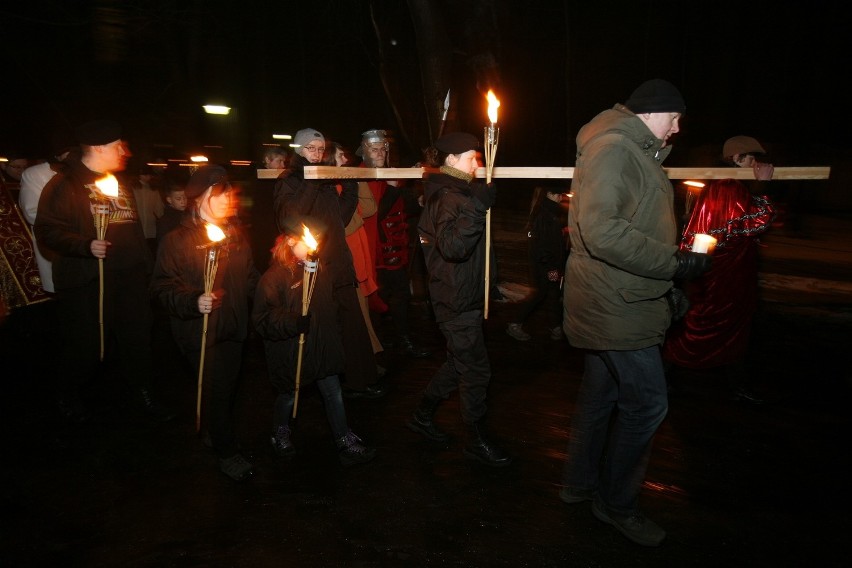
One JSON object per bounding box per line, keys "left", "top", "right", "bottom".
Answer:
{"left": 252, "top": 217, "right": 377, "bottom": 466}
{"left": 151, "top": 165, "right": 259, "bottom": 482}
{"left": 406, "top": 132, "right": 510, "bottom": 468}
{"left": 35, "top": 119, "right": 173, "bottom": 424}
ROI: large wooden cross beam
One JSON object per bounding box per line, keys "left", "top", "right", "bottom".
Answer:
{"left": 257, "top": 165, "right": 831, "bottom": 181}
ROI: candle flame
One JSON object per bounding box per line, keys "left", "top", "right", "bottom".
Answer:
{"left": 486, "top": 90, "right": 500, "bottom": 124}
{"left": 302, "top": 225, "right": 318, "bottom": 253}
{"left": 94, "top": 174, "right": 119, "bottom": 197}
{"left": 205, "top": 223, "right": 226, "bottom": 242}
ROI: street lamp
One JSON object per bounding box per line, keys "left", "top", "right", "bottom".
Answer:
{"left": 203, "top": 105, "right": 231, "bottom": 115}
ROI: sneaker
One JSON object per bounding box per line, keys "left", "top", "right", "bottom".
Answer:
{"left": 219, "top": 453, "right": 254, "bottom": 482}
{"left": 506, "top": 323, "right": 531, "bottom": 341}
{"left": 591, "top": 497, "right": 666, "bottom": 547}
{"left": 559, "top": 486, "right": 595, "bottom": 504}
{"left": 549, "top": 326, "right": 563, "bottom": 340}
{"left": 336, "top": 431, "right": 377, "bottom": 466}
{"left": 343, "top": 382, "right": 387, "bottom": 400}
{"left": 271, "top": 425, "right": 295, "bottom": 457}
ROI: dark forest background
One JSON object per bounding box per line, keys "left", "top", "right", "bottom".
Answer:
{"left": 2, "top": 0, "right": 849, "bottom": 205}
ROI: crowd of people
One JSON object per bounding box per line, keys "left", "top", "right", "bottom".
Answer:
{"left": 0, "top": 78, "right": 781, "bottom": 547}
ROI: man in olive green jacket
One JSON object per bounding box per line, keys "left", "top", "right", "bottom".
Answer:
{"left": 558, "top": 79, "right": 711, "bottom": 547}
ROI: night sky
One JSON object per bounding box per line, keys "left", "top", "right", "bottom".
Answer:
{"left": 2, "top": 1, "right": 849, "bottom": 170}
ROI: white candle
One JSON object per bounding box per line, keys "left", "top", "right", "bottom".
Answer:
{"left": 692, "top": 233, "right": 717, "bottom": 254}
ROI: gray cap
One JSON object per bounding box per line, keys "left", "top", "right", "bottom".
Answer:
{"left": 293, "top": 128, "right": 325, "bottom": 150}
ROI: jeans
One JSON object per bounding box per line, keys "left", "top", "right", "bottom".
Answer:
{"left": 561, "top": 346, "right": 668, "bottom": 514}
{"left": 274, "top": 374, "right": 349, "bottom": 440}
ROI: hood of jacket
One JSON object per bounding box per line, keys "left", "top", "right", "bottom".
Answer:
{"left": 576, "top": 104, "right": 673, "bottom": 165}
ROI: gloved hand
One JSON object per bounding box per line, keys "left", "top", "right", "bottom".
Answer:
{"left": 546, "top": 269, "right": 561, "bottom": 283}
{"left": 666, "top": 287, "right": 690, "bottom": 320}
{"left": 674, "top": 250, "right": 712, "bottom": 280}
{"left": 296, "top": 313, "right": 311, "bottom": 335}
{"left": 471, "top": 183, "right": 496, "bottom": 209}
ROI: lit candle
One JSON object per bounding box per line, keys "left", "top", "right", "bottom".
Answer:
{"left": 692, "top": 233, "right": 717, "bottom": 254}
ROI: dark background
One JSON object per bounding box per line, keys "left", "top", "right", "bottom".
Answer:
{"left": 2, "top": 1, "right": 849, "bottom": 173}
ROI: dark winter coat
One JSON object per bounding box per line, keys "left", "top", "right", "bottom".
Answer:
{"left": 252, "top": 258, "right": 345, "bottom": 390}
{"left": 564, "top": 104, "right": 680, "bottom": 351}
{"left": 35, "top": 158, "right": 151, "bottom": 290}
{"left": 527, "top": 197, "right": 567, "bottom": 280}
{"left": 272, "top": 155, "right": 359, "bottom": 289}
{"left": 151, "top": 215, "right": 259, "bottom": 352}
{"left": 417, "top": 169, "right": 495, "bottom": 323}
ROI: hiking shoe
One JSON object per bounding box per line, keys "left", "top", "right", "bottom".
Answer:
{"left": 549, "top": 326, "right": 564, "bottom": 340}
{"left": 506, "top": 323, "right": 531, "bottom": 341}
{"left": 336, "top": 431, "right": 377, "bottom": 466}
{"left": 591, "top": 497, "right": 666, "bottom": 547}
{"left": 271, "top": 425, "right": 295, "bottom": 457}
{"left": 559, "top": 486, "right": 595, "bottom": 504}
{"left": 219, "top": 453, "right": 254, "bottom": 482}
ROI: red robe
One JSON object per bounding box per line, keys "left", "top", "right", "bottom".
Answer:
{"left": 663, "top": 179, "right": 775, "bottom": 369}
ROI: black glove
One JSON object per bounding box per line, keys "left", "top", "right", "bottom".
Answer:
{"left": 296, "top": 313, "right": 311, "bottom": 335}
{"left": 666, "top": 287, "right": 690, "bottom": 320}
{"left": 674, "top": 250, "right": 712, "bottom": 280}
{"left": 471, "top": 183, "right": 496, "bottom": 209}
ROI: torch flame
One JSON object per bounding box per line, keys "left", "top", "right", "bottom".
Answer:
{"left": 486, "top": 90, "right": 500, "bottom": 125}
{"left": 94, "top": 174, "right": 120, "bottom": 197}
{"left": 205, "top": 223, "right": 226, "bottom": 242}
{"left": 302, "top": 224, "right": 318, "bottom": 253}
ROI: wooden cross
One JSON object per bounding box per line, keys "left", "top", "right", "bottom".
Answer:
{"left": 257, "top": 165, "right": 831, "bottom": 181}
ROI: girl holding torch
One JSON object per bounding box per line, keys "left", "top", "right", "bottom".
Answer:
{"left": 252, "top": 218, "right": 376, "bottom": 466}
{"left": 151, "top": 165, "right": 259, "bottom": 482}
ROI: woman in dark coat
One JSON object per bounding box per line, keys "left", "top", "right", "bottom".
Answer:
{"left": 252, "top": 222, "right": 376, "bottom": 466}
{"left": 151, "top": 165, "right": 259, "bottom": 481}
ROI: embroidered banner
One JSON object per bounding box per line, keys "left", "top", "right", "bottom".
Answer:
{"left": 0, "top": 184, "right": 49, "bottom": 308}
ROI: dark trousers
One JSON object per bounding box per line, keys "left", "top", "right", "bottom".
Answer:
{"left": 56, "top": 266, "right": 154, "bottom": 396}
{"left": 378, "top": 267, "right": 412, "bottom": 337}
{"left": 515, "top": 269, "right": 562, "bottom": 328}
{"left": 336, "top": 284, "right": 378, "bottom": 390}
{"left": 425, "top": 310, "right": 490, "bottom": 424}
{"left": 274, "top": 374, "right": 348, "bottom": 440}
{"left": 186, "top": 339, "right": 245, "bottom": 458}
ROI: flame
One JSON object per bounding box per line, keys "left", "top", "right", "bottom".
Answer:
{"left": 94, "top": 174, "right": 119, "bottom": 197}
{"left": 302, "top": 224, "right": 318, "bottom": 253}
{"left": 205, "top": 223, "right": 226, "bottom": 242}
{"left": 486, "top": 90, "right": 500, "bottom": 125}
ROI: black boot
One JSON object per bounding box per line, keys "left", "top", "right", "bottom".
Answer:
{"left": 136, "top": 387, "right": 176, "bottom": 422}
{"left": 406, "top": 394, "right": 448, "bottom": 442}
{"left": 400, "top": 335, "right": 430, "bottom": 358}
{"left": 463, "top": 422, "right": 512, "bottom": 467}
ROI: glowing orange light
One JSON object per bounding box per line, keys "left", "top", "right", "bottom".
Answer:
{"left": 486, "top": 90, "right": 500, "bottom": 125}
{"left": 302, "top": 225, "right": 318, "bottom": 253}
{"left": 94, "top": 174, "right": 119, "bottom": 197}
{"left": 205, "top": 223, "right": 226, "bottom": 242}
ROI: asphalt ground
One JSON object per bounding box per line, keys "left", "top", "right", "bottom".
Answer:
{"left": 2, "top": 198, "right": 850, "bottom": 567}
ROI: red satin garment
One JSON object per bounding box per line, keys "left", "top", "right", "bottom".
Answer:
{"left": 663, "top": 179, "right": 775, "bottom": 369}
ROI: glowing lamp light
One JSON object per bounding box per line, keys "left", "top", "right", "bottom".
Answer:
{"left": 203, "top": 105, "right": 231, "bottom": 115}
{"left": 205, "top": 223, "right": 226, "bottom": 243}
{"left": 190, "top": 155, "right": 209, "bottom": 163}
{"left": 486, "top": 90, "right": 500, "bottom": 125}
{"left": 94, "top": 174, "right": 119, "bottom": 197}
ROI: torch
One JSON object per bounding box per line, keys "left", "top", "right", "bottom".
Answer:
{"left": 293, "top": 224, "right": 319, "bottom": 419}
{"left": 483, "top": 90, "right": 500, "bottom": 319}
{"left": 195, "top": 222, "right": 227, "bottom": 433}
{"left": 93, "top": 174, "right": 119, "bottom": 361}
